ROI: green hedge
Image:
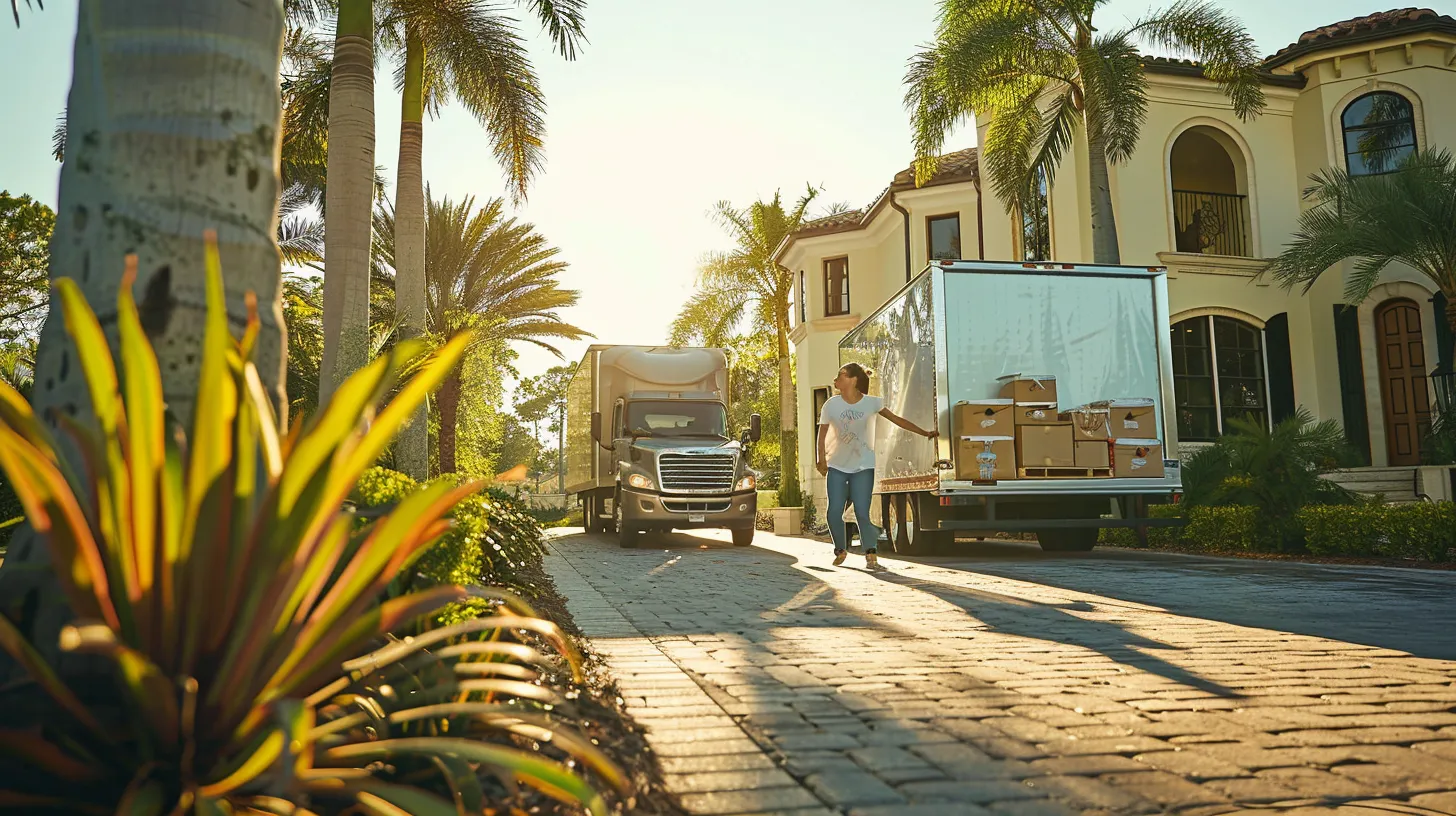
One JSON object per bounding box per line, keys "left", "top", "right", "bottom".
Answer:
{"left": 1301, "top": 503, "right": 1455, "bottom": 562}
{"left": 1100, "top": 501, "right": 1455, "bottom": 562}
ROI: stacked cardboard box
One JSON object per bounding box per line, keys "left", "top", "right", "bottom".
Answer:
{"left": 953, "top": 376, "right": 1167, "bottom": 481}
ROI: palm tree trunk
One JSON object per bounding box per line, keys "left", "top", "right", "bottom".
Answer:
{"left": 775, "top": 305, "right": 801, "bottom": 506}
{"left": 392, "top": 24, "right": 429, "bottom": 480}
{"left": 318, "top": 0, "right": 374, "bottom": 407}
{"left": 1085, "top": 131, "right": 1121, "bottom": 265}
{"left": 0, "top": 0, "right": 287, "bottom": 678}
{"left": 438, "top": 369, "right": 461, "bottom": 474}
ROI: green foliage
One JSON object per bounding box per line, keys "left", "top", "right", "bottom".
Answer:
{"left": 905, "top": 0, "right": 1265, "bottom": 216}
{"left": 1301, "top": 502, "right": 1456, "bottom": 562}
{"left": 0, "top": 238, "right": 614, "bottom": 814}
{"left": 0, "top": 191, "right": 53, "bottom": 343}
{"left": 1099, "top": 504, "right": 1262, "bottom": 553}
{"left": 1266, "top": 149, "right": 1456, "bottom": 310}
{"left": 1423, "top": 403, "right": 1456, "bottom": 466}
{"left": 1182, "top": 410, "right": 1358, "bottom": 550}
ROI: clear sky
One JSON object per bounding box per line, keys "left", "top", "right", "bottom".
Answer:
{"left": 1, "top": 0, "right": 1445, "bottom": 398}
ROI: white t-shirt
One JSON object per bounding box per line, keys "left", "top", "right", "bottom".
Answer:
{"left": 818, "top": 394, "right": 884, "bottom": 473}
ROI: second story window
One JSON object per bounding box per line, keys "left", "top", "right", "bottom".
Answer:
{"left": 927, "top": 214, "right": 961, "bottom": 262}
{"left": 1342, "top": 91, "right": 1417, "bottom": 177}
{"left": 1021, "top": 167, "right": 1051, "bottom": 262}
{"left": 824, "top": 257, "right": 850, "bottom": 317}
{"left": 798, "top": 270, "right": 806, "bottom": 325}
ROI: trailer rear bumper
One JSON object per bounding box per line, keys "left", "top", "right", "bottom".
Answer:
{"left": 619, "top": 487, "right": 758, "bottom": 530}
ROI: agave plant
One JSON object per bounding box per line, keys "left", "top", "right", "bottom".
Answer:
{"left": 0, "top": 233, "right": 623, "bottom": 813}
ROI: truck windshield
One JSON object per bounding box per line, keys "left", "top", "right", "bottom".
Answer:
{"left": 626, "top": 401, "right": 727, "bottom": 438}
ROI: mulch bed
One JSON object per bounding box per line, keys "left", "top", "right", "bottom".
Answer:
{"left": 495, "top": 556, "right": 688, "bottom": 816}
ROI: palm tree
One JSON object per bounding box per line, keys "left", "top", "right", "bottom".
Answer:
{"left": 373, "top": 192, "right": 589, "bottom": 473}
{"left": 905, "top": 0, "right": 1265, "bottom": 263}
{"left": 317, "top": 0, "right": 378, "bottom": 412}
{"left": 1, "top": 0, "right": 287, "bottom": 676}
{"left": 381, "top": 0, "right": 587, "bottom": 479}
{"left": 670, "top": 187, "right": 821, "bottom": 506}
{"left": 1267, "top": 148, "right": 1456, "bottom": 337}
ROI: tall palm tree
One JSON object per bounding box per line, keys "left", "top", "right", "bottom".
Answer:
{"left": 1266, "top": 148, "right": 1456, "bottom": 336}
{"left": 318, "top": 0, "right": 377, "bottom": 409}
{"left": 373, "top": 192, "right": 589, "bottom": 473}
{"left": 1, "top": 0, "right": 287, "bottom": 675}
{"left": 670, "top": 187, "right": 820, "bottom": 506}
{"left": 905, "top": 0, "right": 1265, "bottom": 263}
{"left": 381, "top": 0, "right": 587, "bottom": 479}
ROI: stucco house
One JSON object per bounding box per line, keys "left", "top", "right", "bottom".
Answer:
{"left": 777, "top": 8, "right": 1456, "bottom": 516}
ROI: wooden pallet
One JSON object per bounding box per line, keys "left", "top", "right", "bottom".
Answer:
{"left": 1019, "top": 466, "right": 1113, "bottom": 479}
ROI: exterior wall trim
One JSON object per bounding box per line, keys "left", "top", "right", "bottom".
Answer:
{"left": 1171, "top": 306, "right": 1269, "bottom": 330}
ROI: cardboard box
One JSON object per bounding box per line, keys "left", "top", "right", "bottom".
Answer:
{"left": 1016, "top": 423, "right": 1074, "bottom": 468}
{"left": 1074, "top": 439, "right": 1111, "bottom": 469}
{"left": 1110, "top": 398, "right": 1156, "bottom": 438}
{"left": 1014, "top": 402, "right": 1061, "bottom": 426}
{"left": 956, "top": 436, "right": 1016, "bottom": 481}
{"left": 997, "top": 374, "right": 1057, "bottom": 405}
{"left": 954, "top": 399, "right": 1013, "bottom": 438}
{"left": 1061, "top": 406, "right": 1111, "bottom": 441}
{"left": 1112, "top": 438, "right": 1165, "bottom": 478}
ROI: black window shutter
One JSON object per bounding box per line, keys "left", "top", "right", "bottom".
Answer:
{"left": 1434, "top": 291, "right": 1454, "bottom": 372}
{"left": 1264, "top": 313, "right": 1296, "bottom": 424}
{"left": 1333, "top": 305, "right": 1372, "bottom": 465}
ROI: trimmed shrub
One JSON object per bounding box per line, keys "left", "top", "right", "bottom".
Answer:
{"left": 1099, "top": 504, "right": 1183, "bottom": 549}
{"left": 1099, "top": 504, "right": 1258, "bottom": 552}
{"left": 1301, "top": 502, "right": 1456, "bottom": 562}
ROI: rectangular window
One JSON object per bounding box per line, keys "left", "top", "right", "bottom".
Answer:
{"left": 1021, "top": 167, "right": 1051, "bottom": 262}
{"left": 824, "top": 257, "right": 850, "bottom": 317}
{"left": 798, "top": 270, "right": 806, "bottom": 325}
{"left": 927, "top": 214, "right": 961, "bottom": 262}
{"left": 812, "top": 387, "right": 830, "bottom": 426}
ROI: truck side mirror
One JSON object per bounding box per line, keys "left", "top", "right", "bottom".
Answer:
{"left": 749, "top": 412, "right": 762, "bottom": 443}
{"left": 591, "top": 411, "right": 602, "bottom": 442}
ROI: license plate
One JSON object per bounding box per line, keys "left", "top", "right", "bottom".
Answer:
{"left": 689, "top": 514, "right": 706, "bottom": 523}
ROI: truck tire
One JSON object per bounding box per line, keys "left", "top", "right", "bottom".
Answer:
{"left": 731, "top": 527, "right": 755, "bottom": 547}
{"left": 900, "top": 495, "right": 950, "bottom": 556}
{"left": 1036, "top": 528, "right": 1098, "bottom": 552}
{"left": 584, "top": 495, "right": 600, "bottom": 534}
{"left": 615, "top": 491, "right": 639, "bottom": 548}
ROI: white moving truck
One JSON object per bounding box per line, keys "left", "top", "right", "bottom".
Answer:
{"left": 564, "top": 345, "right": 762, "bottom": 548}
{"left": 837, "top": 260, "right": 1184, "bottom": 554}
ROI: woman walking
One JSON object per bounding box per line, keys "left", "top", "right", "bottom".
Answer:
{"left": 816, "top": 363, "right": 937, "bottom": 569}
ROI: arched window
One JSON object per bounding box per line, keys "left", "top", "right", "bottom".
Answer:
{"left": 1171, "top": 315, "right": 1268, "bottom": 441}
{"left": 1342, "top": 92, "right": 1417, "bottom": 177}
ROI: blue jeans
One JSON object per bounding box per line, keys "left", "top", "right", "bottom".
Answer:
{"left": 826, "top": 467, "right": 879, "bottom": 554}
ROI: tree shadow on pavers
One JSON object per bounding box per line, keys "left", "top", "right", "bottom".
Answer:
{"left": 886, "top": 539, "right": 1456, "bottom": 661}
{"left": 867, "top": 570, "right": 1244, "bottom": 699}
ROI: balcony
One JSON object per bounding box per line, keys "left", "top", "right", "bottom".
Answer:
{"left": 1173, "top": 189, "right": 1251, "bottom": 258}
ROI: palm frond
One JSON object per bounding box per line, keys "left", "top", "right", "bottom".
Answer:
{"left": 1266, "top": 148, "right": 1456, "bottom": 304}
{"left": 981, "top": 80, "right": 1049, "bottom": 210}
{"left": 51, "top": 109, "right": 65, "bottom": 162}
{"left": 9, "top": 0, "right": 39, "bottom": 27}
{"left": 1125, "top": 0, "right": 1265, "bottom": 121}
{"left": 521, "top": 0, "right": 588, "bottom": 60}
{"left": 1079, "top": 33, "right": 1147, "bottom": 164}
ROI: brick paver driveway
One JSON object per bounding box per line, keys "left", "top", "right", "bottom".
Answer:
{"left": 546, "top": 530, "right": 1456, "bottom": 816}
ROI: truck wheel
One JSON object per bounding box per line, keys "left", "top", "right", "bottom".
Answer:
{"left": 901, "top": 496, "right": 948, "bottom": 556}
{"left": 731, "top": 527, "right": 755, "bottom": 547}
{"left": 1036, "top": 528, "right": 1098, "bottom": 552}
{"left": 615, "top": 492, "right": 638, "bottom": 548}
{"left": 583, "top": 496, "right": 600, "bottom": 534}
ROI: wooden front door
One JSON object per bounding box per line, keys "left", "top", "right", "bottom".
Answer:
{"left": 1375, "top": 299, "right": 1430, "bottom": 466}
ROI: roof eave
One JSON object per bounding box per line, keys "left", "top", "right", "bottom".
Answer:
{"left": 1263, "top": 18, "right": 1456, "bottom": 70}
{"left": 1142, "top": 60, "right": 1307, "bottom": 89}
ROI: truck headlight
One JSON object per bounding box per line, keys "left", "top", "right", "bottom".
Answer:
{"left": 736, "top": 474, "right": 756, "bottom": 491}
{"left": 627, "top": 473, "right": 656, "bottom": 491}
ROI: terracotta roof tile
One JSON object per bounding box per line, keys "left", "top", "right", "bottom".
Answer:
{"left": 1265, "top": 8, "right": 1456, "bottom": 67}
{"left": 788, "top": 148, "right": 979, "bottom": 243}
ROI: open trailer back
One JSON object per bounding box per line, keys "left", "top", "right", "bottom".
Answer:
{"left": 838, "top": 259, "right": 1184, "bottom": 553}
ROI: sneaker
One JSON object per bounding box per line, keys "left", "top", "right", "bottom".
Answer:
{"left": 832, "top": 550, "right": 847, "bottom": 566}
{"left": 864, "top": 552, "right": 883, "bottom": 570}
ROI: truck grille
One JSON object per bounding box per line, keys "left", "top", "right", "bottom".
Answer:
{"left": 658, "top": 453, "right": 735, "bottom": 493}
{"left": 662, "top": 499, "right": 732, "bottom": 514}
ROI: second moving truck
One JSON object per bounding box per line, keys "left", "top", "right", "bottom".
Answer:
{"left": 564, "top": 345, "right": 762, "bottom": 548}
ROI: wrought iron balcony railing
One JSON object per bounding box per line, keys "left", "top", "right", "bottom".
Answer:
{"left": 1173, "top": 189, "right": 1251, "bottom": 258}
